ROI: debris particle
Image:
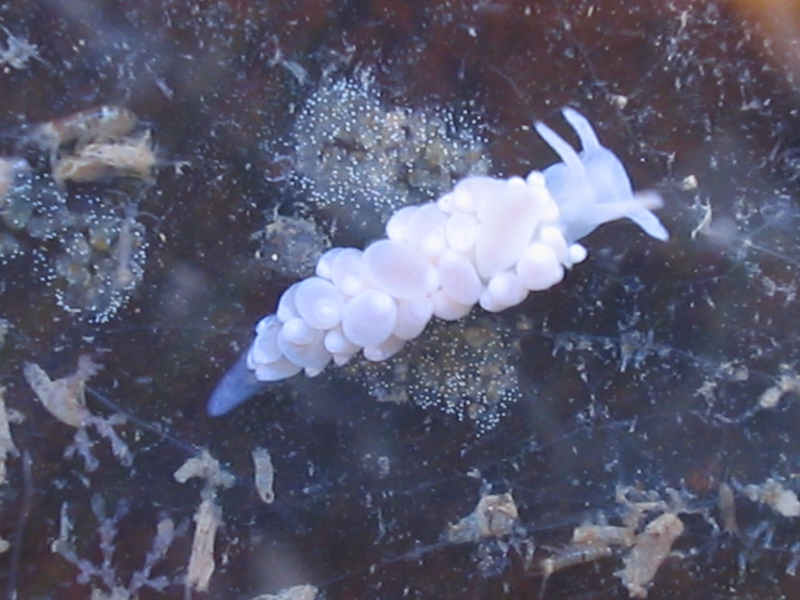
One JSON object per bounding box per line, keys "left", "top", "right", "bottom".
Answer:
{"left": 252, "top": 213, "right": 331, "bottom": 279}
{"left": 265, "top": 34, "right": 308, "bottom": 86}
{"left": 572, "top": 523, "right": 636, "bottom": 548}
{"left": 249, "top": 584, "right": 318, "bottom": 600}
{"left": 741, "top": 478, "right": 800, "bottom": 517}
{"left": 616, "top": 513, "right": 684, "bottom": 598}
{"left": 185, "top": 498, "right": 221, "bottom": 593}
{"left": 615, "top": 485, "right": 671, "bottom": 528}
{"left": 252, "top": 446, "right": 275, "bottom": 504}
{"left": 52, "top": 497, "right": 178, "bottom": 598}
{"left": 609, "top": 93, "right": 629, "bottom": 109}
{"left": 786, "top": 542, "right": 800, "bottom": 576}
{"left": 23, "top": 356, "right": 132, "bottom": 471}
{"left": 28, "top": 105, "right": 137, "bottom": 160}
{"left": 758, "top": 372, "right": 800, "bottom": 409}
{"left": 689, "top": 198, "right": 712, "bottom": 239}
{"left": 680, "top": 174, "right": 698, "bottom": 191}
{"left": 446, "top": 492, "right": 518, "bottom": 544}
{"left": 0, "top": 317, "right": 8, "bottom": 349}
{"left": 23, "top": 355, "right": 100, "bottom": 428}
{"left": 718, "top": 482, "right": 738, "bottom": 534}
{"left": 540, "top": 544, "right": 615, "bottom": 585}
{"left": 538, "top": 486, "right": 693, "bottom": 598}
{"left": 0, "top": 387, "right": 19, "bottom": 485}
{"left": 128, "top": 518, "right": 176, "bottom": 591}
{"left": 53, "top": 131, "right": 157, "bottom": 186}
{"left": 174, "top": 449, "right": 235, "bottom": 491}
{"left": 539, "top": 503, "right": 638, "bottom": 593}
{"left": 114, "top": 206, "right": 139, "bottom": 288}
{"left": 0, "top": 26, "right": 38, "bottom": 70}
{"left": 175, "top": 450, "right": 234, "bottom": 595}
{"left": 0, "top": 158, "right": 19, "bottom": 198}
{"left": 376, "top": 455, "right": 390, "bottom": 478}
{"left": 618, "top": 330, "right": 648, "bottom": 373}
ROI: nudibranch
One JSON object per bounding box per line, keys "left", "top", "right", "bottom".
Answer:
{"left": 208, "top": 108, "right": 668, "bottom": 416}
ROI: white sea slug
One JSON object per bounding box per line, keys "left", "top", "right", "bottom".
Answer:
{"left": 207, "top": 108, "right": 668, "bottom": 416}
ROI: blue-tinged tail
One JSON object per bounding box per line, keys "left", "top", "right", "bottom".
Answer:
{"left": 207, "top": 351, "right": 269, "bottom": 416}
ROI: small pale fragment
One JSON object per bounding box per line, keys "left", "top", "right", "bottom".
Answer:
{"left": 185, "top": 498, "right": 222, "bottom": 593}
{"left": 0, "top": 26, "right": 38, "bottom": 70}
{"left": 53, "top": 131, "right": 156, "bottom": 185}
{"left": 689, "top": 198, "right": 712, "bottom": 239}
{"left": 679, "top": 174, "right": 698, "bottom": 191}
{"left": 0, "top": 387, "right": 18, "bottom": 485}
{"left": 174, "top": 449, "right": 235, "bottom": 491}
{"left": 249, "top": 584, "right": 318, "bottom": 600}
{"left": 786, "top": 542, "right": 800, "bottom": 576}
{"left": 718, "top": 482, "right": 738, "bottom": 534}
{"left": 23, "top": 356, "right": 127, "bottom": 472}
{"left": 743, "top": 478, "right": 800, "bottom": 517}
{"left": 176, "top": 450, "right": 235, "bottom": 594}
{"left": 446, "top": 492, "right": 518, "bottom": 543}
{"left": 609, "top": 93, "right": 629, "bottom": 110}
{"left": 540, "top": 544, "right": 614, "bottom": 581}
{"left": 616, "top": 512, "right": 684, "bottom": 599}
{"left": 23, "top": 355, "right": 101, "bottom": 427}
{"left": 0, "top": 159, "right": 16, "bottom": 199}
{"left": 539, "top": 519, "right": 635, "bottom": 591}
{"left": 114, "top": 208, "right": 138, "bottom": 289}
{"left": 572, "top": 524, "right": 635, "bottom": 548}
{"left": 29, "top": 105, "right": 137, "bottom": 156}
{"left": 90, "top": 587, "right": 129, "bottom": 600}
{"left": 615, "top": 485, "right": 669, "bottom": 529}
{"left": 759, "top": 373, "right": 800, "bottom": 409}
{"left": 252, "top": 447, "right": 275, "bottom": 504}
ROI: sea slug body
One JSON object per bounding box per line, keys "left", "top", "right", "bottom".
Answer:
{"left": 208, "top": 108, "right": 668, "bottom": 416}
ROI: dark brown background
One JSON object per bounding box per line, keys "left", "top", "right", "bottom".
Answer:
{"left": 1, "top": 0, "right": 800, "bottom": 598}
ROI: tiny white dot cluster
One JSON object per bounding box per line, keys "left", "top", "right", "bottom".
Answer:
{"left": 247, "top": 172, "right": 586, "bottom": 381}
{"left": 346, "top": 312, "right": 522, "bottom": 433}
{"left": 286, "top": 71, "right": 491, "bottom": 227}
{"left": 0, "top": 159, "right": 148, "bottom": 323}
